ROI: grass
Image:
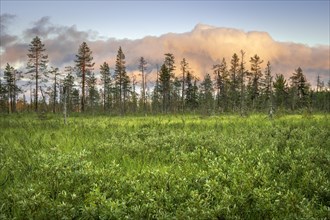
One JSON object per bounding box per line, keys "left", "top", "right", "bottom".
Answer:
{"left": 0, "top": 113, "right": 329, "bottom": 219}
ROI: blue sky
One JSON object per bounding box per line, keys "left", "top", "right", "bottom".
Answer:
{"left": 1, "top": 0, "right": 329, "bottom": 46}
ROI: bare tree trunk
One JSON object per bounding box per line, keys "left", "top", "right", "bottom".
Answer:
{"left": 35, "top": 63, "right": 38, "bottom": 112}
{"left": 63, "top": 87, "right": 67, "bottom": 125}
{"left": 53, "top": 73, "right": 57, "bottom": 113}
{"left": 81, "top": 65, "right": 85, "bottom": 112}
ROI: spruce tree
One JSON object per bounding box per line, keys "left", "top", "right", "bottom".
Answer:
{"left": 75, "top": 42, "right": 94, "bottom": 112}
{"left": 26, "top": 36, "right": 48, "bottom": 112}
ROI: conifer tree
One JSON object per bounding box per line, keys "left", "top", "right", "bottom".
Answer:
{"left": 63, "top": 66, "right": 76, "bottom": 112}
{"left": 172, "top": 77, "right": 181, "bottom": 112}
{"left": 139, "top": 57, "right": 147, "bottom": 113}
{"left": 75, "top": 42, "right": 94, "bottom": 112}
{"left": 26, "top": 36, "right": 48, "bottom": 112}
{"left": 213, "top": 58, "right": 229, "bottom": 111}
{"left": 114, "top": 46, "right": 130, "bottom": 114}
{"left": 185, "top": 71, "right": 198, "bottom": 110}
{"left": 290, "top": 67, "right": 309, "bottom": 109}
{"left": 0, "top": 79, "right": 7, "bottom": 112}
{"left": 200, "top": 73, "right": 214, "bottom": 114}
{"left": 263, "top": 61, "right": 273, "bottom": 110}
{"left": 87, "top": 72, "right": 99, "bottom": 112}
{"left": 273, "top": 74, "right": 288, "bottom": 109}
{"left": 49, "top": 67, "right": 60, "bottom": 113}
{"left": 316, "top": 74, "right": 324, "bottom": 92}
{"left": 130, "top": 74, "right": 138, "bottom": 113}
{"left": 159, "top": 53, "right": 175, "bottom": 113}
{"left": 239, "top": 50, "right": 247, "bottom": 115}
{"left": 152, "top": 65, "right": 161, "bottom": 113}
{"left": 180, "top": 58, "right": 189, "bottom": 112}
{"left": 4, "top": 63, "right": 20, "bottom": 113}
{"left": 229, "top": 53, "right": 240, "bottom": 111}
{"left": 248, "top": 54, "right": 263, "bottom": 109}
{"left": 100, "top": 62, "right": 111, "bottom": 111}
{"left": 159, "top": 64, "right": 171, "bottom": 113}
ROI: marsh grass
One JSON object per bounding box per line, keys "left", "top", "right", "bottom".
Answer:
{"left": 0, "top": 113, "right": 329, "bottom": 219}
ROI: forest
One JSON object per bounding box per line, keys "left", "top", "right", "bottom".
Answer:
{"left": 1, "top": 36, "right": 329, "bottom": 115}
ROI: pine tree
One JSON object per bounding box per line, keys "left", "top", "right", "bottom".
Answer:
{"left": 273, "top": 74, "right": 288, "bottom": 110}
{"left": 229, "top": 53, "right": 240, "bottom": 111}
{"left": 139, "top": 57, "right": 147, "bottom": 113}
{"left": 159, "top": 64, "right": 171, "bottom": 113}
{"left": 263, "top": 61, "right": 273, "bottom": 110}
{"left": 63, "top": 66, "right": 76, "bottom": 112}
{"left": 152, "top": 65, "right": 161, "bottom": 113}
{"left": 4, "top": 63, "right": 17, "bottom": 113}
{"left": 239, "top": 50, "right": 247, "bottom": 115}
{"left": 26, "top": 36, "right": 48, "bottom": 112}
{"left": 71, "top": 88, "right": 80, "bottom": 112}
{"left": 185, "top": 71, "right": 198, "bottom": 110}
{"left": 159, "top": 53, "right": 175, "bottom": 113}
{"left": 200, "top": 73, "right": 214, "bottom": 114}
{"left": 0, "top": 78, "right": 7, "bottom": 112}
{"left": 316, "top": 74, "right": 324, "bottom": 92}
{"left": 192, "top": 79, "right": 199, "bottom": 110}
{"left": 114, "top": 46, "right": 130, "bottom": 114}
{"left": 248, "top": 54, "right": 263, "bottom": 109}
{"left": 213, "top": 58, "right": 229, "bottom": 111}
{"left": 290, "top": 67, "right": 309, "bottom": 110}
{"left": 180, "top": 58, "right": 189, "bottom": 112}
{"left": 87, "top": 72, "right": 99, "bottom": 112}
{"left": 100, "top": 62, "right": 111, "bottom": 111}
{"left": 172, "top": 77, "right": 181, "bottom": 112}
{"left": 75, "top": 42, "right": 94, "bottom": 112}
{"left": 130, "top": 74, "right": 138, "bottom": 113}
{"left": 49, "top": 67, "right": 60, "bottom": 113}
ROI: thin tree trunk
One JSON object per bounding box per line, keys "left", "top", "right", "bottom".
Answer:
{"left": 63, "top": 87, "right": 67, "bottom": 125}
{"left": 82, "top": 64, "right": 85, "bottom": 112}
{"left": 35, "top": 59, "right": 39, "bottom": 112}
{"left": 53, "top": 73, "right": 57, "bottom": 113}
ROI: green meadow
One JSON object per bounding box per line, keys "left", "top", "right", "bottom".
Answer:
{"left": 0, "top": 114, "right": 329, "bottom": 219}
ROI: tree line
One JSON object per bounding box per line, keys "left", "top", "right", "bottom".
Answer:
{"left": 0, "top": 36, "right": 329, "bottom": 115}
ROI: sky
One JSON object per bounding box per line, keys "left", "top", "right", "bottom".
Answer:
{"left": 0, "top": 0, "right": 329, "bottom": 86}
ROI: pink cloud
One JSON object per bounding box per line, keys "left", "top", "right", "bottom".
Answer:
{"left": 1, "top": 21, "right": 329, "bottom": 86}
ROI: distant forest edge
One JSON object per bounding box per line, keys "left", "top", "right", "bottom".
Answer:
{"left": 1, "top": 36, "right": 329, "bottom": 115}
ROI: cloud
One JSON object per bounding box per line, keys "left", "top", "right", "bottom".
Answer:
{"left": 1, "top": 18, "right": 329, "bottom": 87}
{"left": 0, "top": 13, "right": 18, "bottom": 48}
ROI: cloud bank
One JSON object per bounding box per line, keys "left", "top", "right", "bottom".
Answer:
{"left": 1, "top": 16, "right": 329, "bottom": 86}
